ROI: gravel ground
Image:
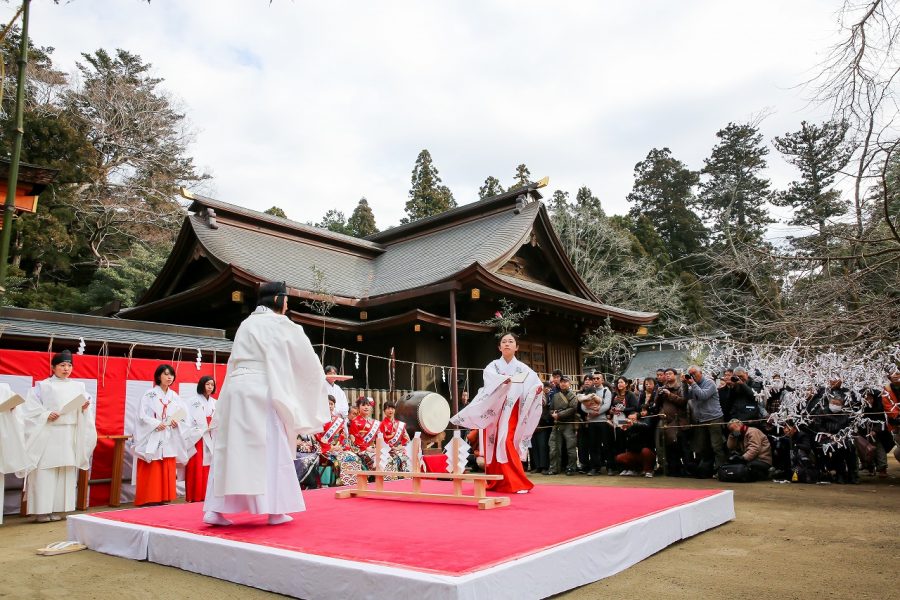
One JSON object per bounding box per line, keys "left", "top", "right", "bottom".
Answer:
{"left": 1, "top": 461, "right": 897, "bottom": 600}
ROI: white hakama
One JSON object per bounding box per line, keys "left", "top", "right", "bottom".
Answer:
{"left": 21, "top": 377, "right": 96, "bottom": 516}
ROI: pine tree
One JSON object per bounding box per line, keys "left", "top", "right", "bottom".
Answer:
{"left": 575, "top": 186, "right": 604, "bottom": 217}
{"left": 478, "top": 176, "right": 505, "bottom": 199}
{"left": 627, "top": 147, "right": 707, "bottom": 263}
{"left": 347, "top": 197, "right": 378, "bottom": 237}
{"left": 264, "top": 206, "right": 287, "bottom": 218}
{"left": 402, "top": 149, "right": 456, "bottom": 223}
{"left": 699, "top": 122, "right": 772, "bottom": 242}
{"left": 548, "top": 190, "right": 570, "bottom": 213}
{"left": 509, "top": 164, "right": 531, "bottom": 190}
{"left": 772, "top": 120, "right": 851, "bottom": 255}
{"left": 315, "top": 209, "right": 353, "bottom": 235}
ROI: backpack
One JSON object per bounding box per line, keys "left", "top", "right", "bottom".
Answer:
{"left": 717, "top": 463, "right": 751, "bottom": 483}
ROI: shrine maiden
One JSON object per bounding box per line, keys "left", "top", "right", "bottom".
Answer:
{"left": 204, "top": 281, "right": 330, "bottom": 526}
{"left": 22, "top": 350, "right": 97, "bottom": 522}
{"left": 183, "top": 376, "right": 216, "bottom": 502}
{"left": 316, "top": 395, "right": 363, "bottom": 486}
{"left": 348, "top": 396, "right": 380, "bottom": 471}
{"left": 132, "top": 364, "right": 193, "bottom": 506}
{"left": 379, "top": 401, "right": 411, "bottom": 473}
{"left": 0, "top": 382, "right": 32, "bottom": 524}
{"left": 450, "top": 333, "right": 543, "bottom": 493}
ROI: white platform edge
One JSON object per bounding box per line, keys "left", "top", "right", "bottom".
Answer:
{"left": 68, "top": 490, "right": 735, "bottom": 600}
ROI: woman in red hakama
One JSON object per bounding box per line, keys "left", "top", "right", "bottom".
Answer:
{"left": 451, "top": 333, "right": 544, "bottom": 494}
{"left": 184, "top": 376, "right": 217, "bottom": 502}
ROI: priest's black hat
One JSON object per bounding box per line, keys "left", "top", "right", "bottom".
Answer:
{"left": 258, "top": 281, "right": 287, "bottom": 308}
{"left": 51, "top": 349, "right": 74, "bottom": 366}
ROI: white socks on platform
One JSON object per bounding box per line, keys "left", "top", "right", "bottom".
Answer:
{"left": 203, "top": 511, "right": 233, "bottom": 526}
{"left": 267, "top": 513, "right": 293, "bottom": 525}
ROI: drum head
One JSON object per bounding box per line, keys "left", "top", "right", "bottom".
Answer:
{"left": 417, "top": 392, "right": 451, "bottom": 435}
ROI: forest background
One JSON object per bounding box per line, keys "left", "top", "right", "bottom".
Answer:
{"left": 0, "top": 1, "right": 897, "bottom": 355}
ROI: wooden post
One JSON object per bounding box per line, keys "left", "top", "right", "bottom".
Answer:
{"left": 449, "top": 289, "right": 459, "bottom": 416}
{"left": 374, "top": 436, "right": 385, "bottom": 491}
{"left": 76, "top": 469, "right": 90, "bottom": 510}
{"left": 411, "top": 433, "right": 422, "bottom": 493}
{"left": 450, "top": 434, "right": 463, "bottom": 496}
{"left": 106, "top": 435, "right": 130, "bottom": 508}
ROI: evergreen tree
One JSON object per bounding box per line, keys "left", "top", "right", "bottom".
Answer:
{"left": 347, "top": 197, "right": 378, "bottom": 237}
{"left": 316, "top": 209, "right": 352, "bottom": 235}
{"left": 402, "top": 149, "right": 456, "bottom": 223}
{"left": 699, "top": 122, "right": 772, "bottom": 242}
{"left": 575, "top": 186, "right": 604, "bottom": 217}
{"left": 264, "top": 206, "right": 287, "bottom": 218}
{"left": 627, "top": 147, "right": 707, "bottom": 263}
{"left": 548, "top": 190, "right": 570, "bottom": 213}
{"left": 772, "top": 120, "right": 852, "bottom": 255}
{"left": 478, "top": 176, "right": 505, "bottom": 199}
{"left": 509, "top": 164, "right": 531, "bottom": 190}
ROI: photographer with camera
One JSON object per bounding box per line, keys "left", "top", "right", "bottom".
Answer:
{"left": 657, "top": 368, "right": 690, "bottom": 476}
{"left": 685, "top": 366, "right": 726, "bottom": 476}
{"left": 724, "top": 368, "right": 765, "bottom": 425}
{"left": 614, "top": 411, "right": 656, "bottom": 477}
{"left": 722, "top": 419, "right": 773, "bottom": 482}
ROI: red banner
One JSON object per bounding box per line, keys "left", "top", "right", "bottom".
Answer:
{"left": 0, "top": 349, "right": 227, "bottom": 506}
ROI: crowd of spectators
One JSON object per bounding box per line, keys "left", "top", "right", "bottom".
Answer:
{"left": 525, "top": 367, "right": 900, "bottom": 484}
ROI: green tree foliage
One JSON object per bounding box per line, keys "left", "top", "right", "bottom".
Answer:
{"left": 575, "top": 185, "right": 604, "bottom": 217}
{"left": 509, "top": 164, "right": 531, "bottom": 190}
{"left": 0, "top": 34, "right": 205, "bottom": 313}
{"left": 347, "top": 197, "right": 378, "bottom": 237}
{"left": 85, "top": 243, "right": 169, "bottom": 308}
{"left": 772, "top": 120, "right": 852, "bottom": 255}
{"left": 264, "top": 206, "right": 287, "bottom": 218}
{"left": 63, "top": 48, "right": 206, "bottom": 267}
{"left": 478, "top": 176, "right": 505, "bottom": 199}
{"left": 699, "top": 122, "right": 772, "bottom": 242}
{"left": 402, "top": 149, "right": 456, "bottom": 223}
{"left": 627, "top": 147, "right": 707, "bottom": 264}
{"left": 315, "top": 209, "right": 352, "bottom": 235}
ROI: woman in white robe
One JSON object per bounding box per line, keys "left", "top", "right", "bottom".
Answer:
{"left": 21, "top": 350, "right": 96, "bottom": 522}
{"left": 183, "top": 376, "right": 216, "bottom": 502}
{"left": 450, "top": 333, "right": 543, "bottom": 493}
{"left": 0, "top": 382, "right": 33, "bottom": 524}
{"left": 132, "top": 364, "right": 193, "bottom": 506}
{"left": 204, "top": 281, "right": 330, "bottom": 526}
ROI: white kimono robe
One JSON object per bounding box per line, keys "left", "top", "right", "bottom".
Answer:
{"left": 184, "top": 394, "right": 215, "bottom": 467}
{"left": 450, "top": 357, "right": 543, "bottom": 465}
{"left": 205, "top": 306, "right": 330, "bottom": 515}
{"left": 327, "top": 382, "right": 349, "bottom": 418}
{"left": 132, "top": 386, "right": 194, "bottom": 469}
{"left": 21, "top": 377, "right": 97, "bottom": 515}
{"left": 0, "top": 383, "right": 33, "bottom": 524}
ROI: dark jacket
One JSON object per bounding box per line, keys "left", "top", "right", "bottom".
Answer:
{"left": 725, "top": 383, "right": 762, "bottom": 423}
{"left": 550, "top": 389, "right": 578, "bottom": 424}
{"left": 622, "top": 420, "right": 654, "bottom": 453}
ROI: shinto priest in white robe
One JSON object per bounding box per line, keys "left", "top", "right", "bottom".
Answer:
{"left": 204, "top": 306, "right": 330, "bottom": 515}
{"left": 0, "top": 383, "right": 33, "bottom": 524}
{"left": 21, "top": 377, "right": 97, "bottom": 515}
{"left": 450, "top": 356, "right": 543, "bottom": 465}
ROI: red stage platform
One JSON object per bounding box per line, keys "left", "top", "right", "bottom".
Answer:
{"left": 68, "top": 481, "right": 734, "bottom": 599}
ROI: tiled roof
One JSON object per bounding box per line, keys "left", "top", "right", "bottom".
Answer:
{"left": 0, "top": 308, "right": 232, "bottom": 352}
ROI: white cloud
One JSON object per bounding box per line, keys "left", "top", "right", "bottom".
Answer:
{"left": 15, "top": 0, "right": 843, "bottom": 228}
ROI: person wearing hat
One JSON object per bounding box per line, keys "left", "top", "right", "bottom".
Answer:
{"left": 21, "top": 350, "right": 97, "bottom": 522}
{"left": 203, "top": 281, "right": 330, "bottom": 526}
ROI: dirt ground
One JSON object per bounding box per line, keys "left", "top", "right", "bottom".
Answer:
{"left": 1, "top": 462, "right": 897, "bottom": 600}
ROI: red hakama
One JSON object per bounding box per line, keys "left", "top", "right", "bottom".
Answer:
{"left": 184, "top": 416, "right": 211, "bottom": 502}
{"left": 486, "top": 401, "right": 533, "bottom": 493}
{"left": 134, "top": 457, "right": 177, "bottom": 506}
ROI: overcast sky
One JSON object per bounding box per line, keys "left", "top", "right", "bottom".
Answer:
{"left": 12, "top": 1, "right": 843, "bottom": 234}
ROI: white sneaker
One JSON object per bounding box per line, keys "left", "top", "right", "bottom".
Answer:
{"left": 203, "top": 511, "right": 233, "bottom": 526}
{"left": 643, "top": 472, "right": 654, "bottom": 478}
{"left": 619, "top": 470, "right": 634, "bottom": 476}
